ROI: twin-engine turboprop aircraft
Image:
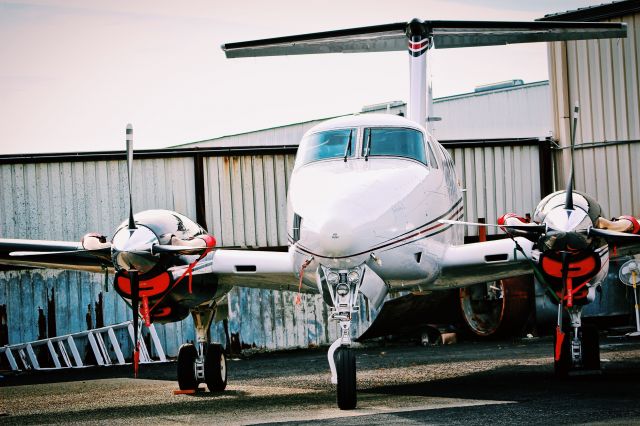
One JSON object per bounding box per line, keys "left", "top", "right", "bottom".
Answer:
{"left": 1, "top": 18, "right": 638, "bottom": 410}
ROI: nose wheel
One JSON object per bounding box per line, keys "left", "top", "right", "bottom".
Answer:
{"left": 335, "top": 347, "right": 356, "bottom": 409}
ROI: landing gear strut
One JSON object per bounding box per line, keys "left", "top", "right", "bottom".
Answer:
{"left": 325, "top": 268, "right": 361, "bottom": 410}
{"left": 554, "top": 306, "right": 600, "bottom": 377}
{"left": 177, "top": 307, "right": 227, "bottom": 392}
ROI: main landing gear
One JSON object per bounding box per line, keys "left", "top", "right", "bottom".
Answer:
{"left": 554, "top": 306, "right": 600, "bottom": 377}
{"left": 177, "top": 307, "right": 227, "bottom": 392}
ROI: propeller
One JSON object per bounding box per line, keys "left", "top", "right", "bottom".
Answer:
{"left": 150, "top": 244, "right": 212, "bottom": 255}
{"left": 125, "top": 123, "right": 142, "bottom": 378}
{"left": 438, "top": 219, "right": 547, "bottom": 233}
{"left": 10, "top": 248, "right": 111, "bottom": 257}
{"left": 126, "top": 124, "right": 136, "bottom": 232}
{"left": 130, "top": 269, "right": 141, "bottom": 377}
{"left": 588, "top": 227, "right": 640, "bottom": 242}
{"left": 564, "top": 103, "right": 579, "bottom": 210}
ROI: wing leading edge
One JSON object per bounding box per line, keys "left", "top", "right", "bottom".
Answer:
{"left": 222, "top": 20, "right": 626, "bottom": 58}
{"left": 434, "top": 237, "right": 534, "bottom": 288}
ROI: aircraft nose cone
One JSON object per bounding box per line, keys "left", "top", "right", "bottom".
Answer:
{"left": 318, "top": 218, "right": 355, "bottom": 257}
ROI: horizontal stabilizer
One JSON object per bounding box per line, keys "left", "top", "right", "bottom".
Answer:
{"left": 222, "top": 20, "right": 626, "bottom": 58}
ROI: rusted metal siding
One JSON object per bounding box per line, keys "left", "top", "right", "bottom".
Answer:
{"left": 548, "top": 11, "right": 640, "bottom": 218}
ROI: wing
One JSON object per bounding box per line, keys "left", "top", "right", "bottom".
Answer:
{"left": 434, "top": 237, "right": 534, "bottom": 288}
{"left": 222, "top": 20, "right": 626, "bottom": 58}
{"left": 0, "top": 238, "right": 112, "bottom": 273}
{"left": 174, "top": 249, "right": 302, "bottom": 293}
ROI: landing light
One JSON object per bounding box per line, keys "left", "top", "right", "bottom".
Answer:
{"left": 327, "top": 272, "right": 340, "bottom": 285}
{"left": 347, "top": 271, "right": 360, "bottom": 284}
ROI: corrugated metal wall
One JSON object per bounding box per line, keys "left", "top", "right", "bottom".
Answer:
{"left": 432, "top": 82, "right": 551, "bottom": 141}
{"left": 1, "top": 140, "right": 544, "bottom": 356}
{"left": 0, "top": 158, "right": 199, "bottom": 355}
{"left": 446, "top": 142, "right": 544, "bottom": 237}
{"left": 548, "top": 11, "right": 640, "bottom": 218}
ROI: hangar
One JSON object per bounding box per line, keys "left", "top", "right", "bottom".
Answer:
{"left": 0, "top": 1, "right": 638, "bottom": 363}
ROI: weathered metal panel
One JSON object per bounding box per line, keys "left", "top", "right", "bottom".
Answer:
{"left": 447, "top": 144, "right": 542, "bottom": 236}
{"left": 548, "top": 11, "right": 640, "bottom": 218}
{"left": 432, "top": 82, "right": 552, "bottom": 141}
{"left": 0, "top": 157, "right": 197, "bottom": 356}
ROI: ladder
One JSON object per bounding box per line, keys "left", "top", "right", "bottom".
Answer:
{"left": 0, "top": 320, "right": 167, "bottom": 371}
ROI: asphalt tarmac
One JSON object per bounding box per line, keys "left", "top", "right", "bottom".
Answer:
{"left": 2, "top": 335, "right": 640, "bottom": 425}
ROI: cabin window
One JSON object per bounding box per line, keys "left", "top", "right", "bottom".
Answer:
{"left": 297, "top": 128, "right": 355, "bottom": 166}
{"left": 362, "top": 127, "right": 427, "bottom": 165}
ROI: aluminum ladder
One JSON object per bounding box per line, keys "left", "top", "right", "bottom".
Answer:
{"left": 0, "top": 320, "right": 166, "bottom": 371}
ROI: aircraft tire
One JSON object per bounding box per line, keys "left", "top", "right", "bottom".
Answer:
{"left": 553, "top": 330, "right": 571, "bottom": 377}
{"left": 204, "top": 343, "right": 227, "bottom": 392}
{"left": 581, "top": 325, "right": 600, "bottom": 371}
{"left": 177, "top": 343, "right": 198, "bottom": 390}
{"left": 335, "top": 347, "right": 357, "bottom": 410}
{"left": 459, "top": 275, "right": 533, "bottom": 338}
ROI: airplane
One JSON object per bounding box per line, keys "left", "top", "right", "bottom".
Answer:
{"left": 0, "top": 18, "right": 638, "bottom": 411}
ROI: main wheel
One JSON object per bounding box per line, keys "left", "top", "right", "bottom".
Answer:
{"left": 335, "top": 347, "right": 356, "bottom": 410}
{"left": 177, "top": 343, "right": 197, "bottom": 390}
{"left": 581, "top": 325, "right": 600, "bottom": 371}
{"left": 204, "top": 343, "right": 227, "bottom": 392}
{"left": 553, "top": 329, "right": 571, "bottom": 377}
{"left": 459, "top": 275, "right": 533, "bottom": 338}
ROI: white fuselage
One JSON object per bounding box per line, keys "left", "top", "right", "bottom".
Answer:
{"left": 287, "top": 114, "right": 463, "bottom": 293}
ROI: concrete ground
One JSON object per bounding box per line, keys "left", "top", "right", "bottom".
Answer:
{"left": 2, "top": 335, "right": 640, "bottom": 425}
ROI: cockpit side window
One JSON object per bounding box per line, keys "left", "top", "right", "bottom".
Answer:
{"left": 425, "top": 140, "right": 439, "bottom": 169}
{"left": 297, "top": 128, "right": 355, "bottom": 166}
{"left": 362, "top": 127, "right": 427, "bottom": 165}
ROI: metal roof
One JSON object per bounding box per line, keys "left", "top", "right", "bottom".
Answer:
{"left": 539, "top": 0, "right": 640, "bottom": 22}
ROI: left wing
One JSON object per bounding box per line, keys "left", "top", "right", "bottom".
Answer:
{"left": 0, "top": 238, "right": 302, "bottom": 292}
{"left": 190, "top": 249, "right": 301, "bottom": 293}
{"left": 0, "top": 238, "right": 112, "bottom": 273}
{"left": 434, "top": 237, "right": 534, "bottom": 288}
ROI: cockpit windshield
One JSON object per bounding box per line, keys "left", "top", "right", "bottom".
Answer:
{"left": 297, "top": 129, "right": 354, "bottom": 166}
{"left": 363, "top": 127, "right": 426, "bottom": 164}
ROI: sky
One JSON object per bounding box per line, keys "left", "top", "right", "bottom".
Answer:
{"left": 0, "top": 0, "right": 609, "bottom": 154}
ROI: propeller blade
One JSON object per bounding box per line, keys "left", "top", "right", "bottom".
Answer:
{"left": 439, "top": 219, "right": 546, "bottom": 233}
{"left": 565, "top": 103, "right": 579, "bottom": 210}
{"left": 10, "top": 247, "right": 112, "bottom": 257}
{"left": 589, "top": 227, "right": 640, "bottom": 242}
{"left": 126, "top": 124, "right": 136, "bottom": 230}
{"left": 151, "top": 244, "right": 211, "bottom": 255}
{"left": 130, "top": 269, "right": 140, "bottom": 378}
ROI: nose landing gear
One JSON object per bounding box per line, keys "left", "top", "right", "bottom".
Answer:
{"left": 554, "top": 307, "right": 600, "bottom": 377}
{"left": 324, "top": 268, "right": 361, "bottom": 410}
